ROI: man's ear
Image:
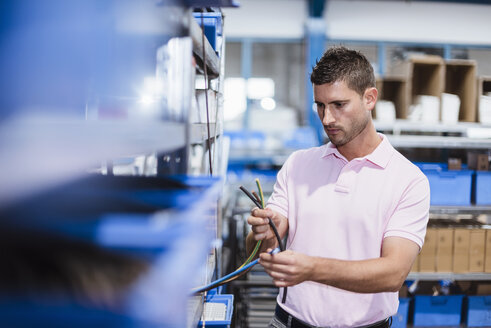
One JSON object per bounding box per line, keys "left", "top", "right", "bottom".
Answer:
{"left": 364, "top": 87, "right": 378, "bottom": 111}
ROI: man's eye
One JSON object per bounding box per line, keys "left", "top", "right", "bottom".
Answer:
{"left": 334, "top": 102, "right": 344, "bottom": 109}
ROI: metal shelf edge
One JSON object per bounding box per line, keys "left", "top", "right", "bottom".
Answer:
{"left": 190, "top": 16, "right": 220, "bottom": 78}
{"left": 190, "top": 122, "right": 222, "bottom": 144}
{"left": 386, "top": 135, "right": 491, "bottom": 149}
{"left": 407, "top": 272, "right": 491, "bottom": 281}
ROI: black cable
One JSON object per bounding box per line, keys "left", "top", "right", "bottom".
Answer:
{"left": 238, "top": 186, "right": 284, "bottom": 251}
{"left": 239, "top": 185, "right": 288, "bottom": 303}
{"left": 200, "top": 11, "right": 213, "bottom": 176}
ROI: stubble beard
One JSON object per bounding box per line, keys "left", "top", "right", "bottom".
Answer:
{"left": 327, "top": 113, "right": 371, "bottom": 147}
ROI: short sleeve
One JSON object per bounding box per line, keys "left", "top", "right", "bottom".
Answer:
{"left": 266, "top": 153, "right": 295, "bottom": 219}
{"left": 384, "top": 175, "right": 430, "bottom": 249}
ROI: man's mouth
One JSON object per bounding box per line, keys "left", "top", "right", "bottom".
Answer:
{"left": 326, "top": 127, "right": 341, "bottom": 134}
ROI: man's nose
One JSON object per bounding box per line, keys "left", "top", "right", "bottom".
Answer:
{"left": 322, "top": 108, "right": 335, "bottom": 125}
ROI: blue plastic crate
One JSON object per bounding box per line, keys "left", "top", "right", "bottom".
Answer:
{"left": 413, "top": 295, "right": 464, "bottom": 327}
{"left": 193, "top": 13, "right": 222, "bottom": 53}
{"left": 417, "top": 163, "right": 473, "bottom": 206}
{"left": 476, "top": 171, "right": 491, "bottom": 205}
{"left": 283, "top": 127, "right": 319, "bottom": 149}
{"left": 198, "top": 294, "right": 234, "bottom": 328}
{"left": 392, "top": 298, "right": 410, "bottom": 328}
{"left": 467, "top": 296, "right": 491, "bottom": 327}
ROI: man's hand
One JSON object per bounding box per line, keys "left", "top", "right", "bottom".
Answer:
{"left": 247, "top": 207, "right": 288, "bottom": 242}
{"left": 246, "top": 208, "right": 288, "bottom": 256}
{"left": 259, "top": 249, "right": 314, "bottom": 287}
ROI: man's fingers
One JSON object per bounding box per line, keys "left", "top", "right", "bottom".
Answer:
{"left": 247, "top": 216, "right": 269, "bottom": 226}
{"left": 260, "top": 251, "right": 293, "bottom": 265}
{"left": 251, "top": 225, "right": 267, "bottom": 234}
{"left": 250, "top": 207, "right": 260, "bottom": 216}
{"left": 267, "top": 270, "right": 289, "bottom": 280}
{"left": 261, "top": 262, "right": 292, "bottom": 274}
{"left": 251, "top": 207, "right": 273, "bottom": 218}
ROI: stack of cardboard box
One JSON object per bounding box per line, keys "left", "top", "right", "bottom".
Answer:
{"left": 412, "top": 225, "right": 491, "bottom": 273}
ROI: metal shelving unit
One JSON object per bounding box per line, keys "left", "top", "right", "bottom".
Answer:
{"left": 386, "top": 135, "right": 491, "bottom": 149}
{"left": 376, "top": 119, "right": 491, "bottom": 287}
{"left": 0, "top": 3, "right": 230, "bottom": 327}
{"left": 374, "top": 119, "right": 491, "bottom": 135}
{"left": 0, "top": 119, "right": 186, "bottom": 207}
{"left": 187, "top": 10, "right": 231, "bottom": 328}
{"left": 190, "top": 122, "right": 222, "bottom": 144}
{"left": 374, "top": 119, "right": 491, "bottom": 149}
{"left": 430, "top": 205, "right": 491, "bottom": 215}
{"left": 408, "top": 272, "right": 491, "bottom": 281}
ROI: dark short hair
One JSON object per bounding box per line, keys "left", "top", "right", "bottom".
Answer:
{"left": 310, "top": 46, "right": 375, "bottom": 96}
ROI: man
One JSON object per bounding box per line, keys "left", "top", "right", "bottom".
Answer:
{"left": 247, "top": 47, "right": 430, "bottom": 328}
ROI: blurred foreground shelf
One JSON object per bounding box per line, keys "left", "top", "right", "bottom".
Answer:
{"left": 0, "top": 175, "right": 222, "bottom": 328}
{"left": 0, "top": 118, "right": 186, "bottom": 207}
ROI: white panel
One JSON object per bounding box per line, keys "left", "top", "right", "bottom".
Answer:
{"left": 223, "top": 0, "right": 307, "bottom": 39}
{"left": 326, "top": 0, "right": 491, "bottom": 45}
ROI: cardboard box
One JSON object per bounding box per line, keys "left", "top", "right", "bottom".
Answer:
{"left": 469, "top": 229, "right": 486, "bottom": 272}
{"left": 436, "top": 228, "right": 454, "bottom": 272}
{"left": 468, "top": 151, "right": 489, "bottom": 171}
{"left": 453, "top": 228, "right": 470, "bottom": 273}
{"left": 476, "top": 282, "right": 491, "bottom": 295}
{"left": 485, "top": 230, "right": 491, "bottom": 273}
{"left": 420, "top": 228, "right": 437, "bottom": 272}
{"left": 388, "top": 55, "right": 444, "bottom": 122}
{"left": 448, "top": 158, "right": 462, "bottom": 171}
{"left": 477, "top": 154, "right": 489, "bottom": 171}
{"left": 445, "top": 59, "right": 477, "bottom": 122}
{"left": 377, "top": 76, "right": 410, "bottom": 119}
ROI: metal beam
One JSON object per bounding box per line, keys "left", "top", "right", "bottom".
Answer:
{"left": 305, "top": 18, "right": 326, "bottom": 145}
{"left": 241, "top": 38, "right": 252, "bottom": 129}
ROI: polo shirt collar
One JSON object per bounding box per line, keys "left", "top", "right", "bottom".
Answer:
{"left": 321, "top": 133, "right": 393, "bottom": 168}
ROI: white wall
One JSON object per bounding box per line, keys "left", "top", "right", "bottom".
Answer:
{"left": 224, "top": 0, "right": 491, "bottom": 45}
{"left": 326, "top": 0, "right": 491, "bottom": 45}
{"left": 223, "top": 0, "right": 307, "bottom": 39}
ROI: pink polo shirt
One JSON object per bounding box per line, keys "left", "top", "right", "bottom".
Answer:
{"left": 267, "top": 134, "right": 430, "bottom": 328}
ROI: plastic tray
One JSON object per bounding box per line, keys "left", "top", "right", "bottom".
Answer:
{"left": 198, "top": 294, "right": 234, "bottom": 328}
{"left": 392, "top": 298, "right": 410, "bottom": 328}
{"left": 467, "top": 295, "right": 491, "bottom": 327}
{"left": 416, "top": 163, "right": 473, "bottom": 206}
{"left": 413, "top": 295, "right": 464, "bottom": 327}
{"left": 476, "top": 171, "right": 491, "bottom": 205}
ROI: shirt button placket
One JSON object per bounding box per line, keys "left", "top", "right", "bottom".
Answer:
{"left": 335, "top": 161, "right": 351, "bottom": 193}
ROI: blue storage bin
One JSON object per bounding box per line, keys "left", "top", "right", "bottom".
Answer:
{"left": 417, "top": 163, "right": 473, "bottom": 206}
{"left": 413, "top": 295, "right": 464, "bottom": 327}
{"left": 392, "top": 298, "right": 410, "bottom": 328}
{"left": 476, "top": 171, "right": 491, "bottom": 205}
{"left": 467, "top": 296, "right": 491, "bottom": 327}
{"left": 193, "top": 13, "right": 223, "bottom": 53}
{"left": 198, "top": 294, "right": 234, "bottom": 328}
{"left": 283, "top": 127, "right": 319, "bottom": 149}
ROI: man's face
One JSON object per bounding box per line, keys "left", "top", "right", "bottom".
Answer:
{"left": 313, "top": 81, "right": 372, "bottom": 147}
